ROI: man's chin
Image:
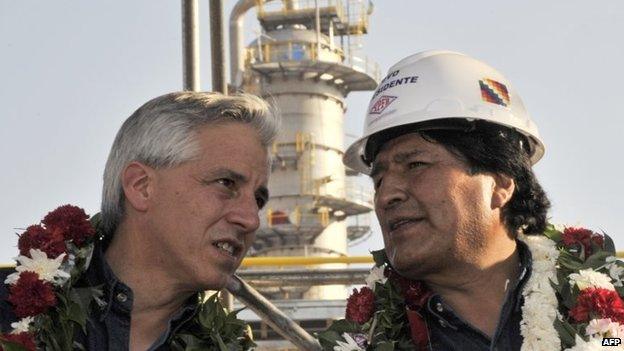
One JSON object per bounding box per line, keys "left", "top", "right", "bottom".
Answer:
{"left": 391, "top": 256, "right": 429, "bottom": 280}
{"left": 198, "top": 271, "right": 234, "bottom": 292}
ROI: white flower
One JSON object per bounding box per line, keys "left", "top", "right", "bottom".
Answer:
{"left": 569, "top": 268, "right": 615, "bottom": 291}
{"left": 4, "top": 271, "right": 20, "bottom": 285}
{"left": 518, "top": 234, "right": 561, "bottom": 351}
{"left": 586, "top": 318, "right": 624, "bottom": 338}
{"left": 606, "top": 256, "right": 624, "bottom": 287}
{"left": 10, "top": 316, "right": 34, "bottom": 334}
{"left": 564, "top": 335, "right": 608, "bottom": 351}
{"left": 6, "top": 249, "right": 70, "bottom": 286}
{"left": 365, "top": 265, "right": 387, "bottom": 290}
{"left": 333, "top": 333, "right": 364, "bottom": 351}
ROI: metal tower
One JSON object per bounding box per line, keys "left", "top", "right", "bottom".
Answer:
{"left": 229, "top": 0, "right": 378, "bottom": 346}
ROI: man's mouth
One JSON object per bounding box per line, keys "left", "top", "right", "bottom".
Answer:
{"left": 388, "top": 217, "right": 424, "bottom": 232}
{"left": 213, "top": 240, "right": 241, "bottom": 257}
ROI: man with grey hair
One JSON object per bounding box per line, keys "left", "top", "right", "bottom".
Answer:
{"left": 1, "top": 91, "right": 279, "bottom": 350}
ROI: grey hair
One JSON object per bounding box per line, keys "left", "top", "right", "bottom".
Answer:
{"left": 101, "top": 91, "right": 279, "bottom": 235}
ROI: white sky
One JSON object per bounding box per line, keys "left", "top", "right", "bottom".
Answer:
{"left": 1, "top": 1, "right": 623, "bottom": 263}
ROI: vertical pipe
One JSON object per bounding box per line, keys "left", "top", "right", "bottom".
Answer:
{"left": 182, "top": 0, "right": 200, "bottom": 91}
{"left": 210, "top": 0, "right": 227, "bottom": 94}
{"left": 315, "top": 0, "right": 321, "bottom": 60}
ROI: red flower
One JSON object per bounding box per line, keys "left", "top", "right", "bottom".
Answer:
{"left": 42, "top": 204, "right": 94, "bottom": 246}
{"left": 562, "top": 227, "right": 604, "bottom": 256}
{"left": 7, "top": 271, "right": 57, "bottom": 318}
{"left": 386, "top": 267, "right": 432, "bottom": 310}
{"left": 406, "top": 309, "right": 429, "bottom": 351}
{"left": 346, "top": 287, "right": 375, "bottom": 324}
{"left": 18, "top": 224, "right": 67, "bottom": 259}
{"left": 569, "top": 288, "right": 624, "bottom": 323}
{"left": 0, "top": 332, "right": 37, "bottom": 351}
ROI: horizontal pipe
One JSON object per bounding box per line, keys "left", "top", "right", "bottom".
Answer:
{"left": 4, "top": 250, "right": 624, "bottom": 270}
{"left": 237, "top": 267, "right": 370, "bottom": 286}
{"left": 240, "top": 255, "right": 374, "bottom": 267}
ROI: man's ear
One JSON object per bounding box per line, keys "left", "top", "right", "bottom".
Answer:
{"left": 491, "top": 173, "right": 515, "bottom": 209}
{"left": 121, "top": 161, "right": 154, "bottom": 212}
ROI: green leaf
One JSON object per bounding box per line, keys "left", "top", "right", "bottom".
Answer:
{"left": 212, "top": 332, "right": 228, "bottom": 351}
{"left": 558, "top": 251, "right": 584, "bottom": 270}
{"left": 89, "top": 213, "right": 103, "bottom": 235}
{"left": 559, "top": 282, "right": 577, "bottom": 309}
{"left": 67, "top": 300, "right": 88, "bottom": 329}
{"left": 371, "top": 249, "right": 388, "bottom": 267}
{"left": 543, "top": 224, "right": 562, "bottom": 243}
{"left": 375, "top": 341, "right": 396, "bottom": 351}
{"left": 582, "top": 251, "right": 612, "bottom": 270}
{"left": 0, "top": 340, "right": 30, "bottom": 351}
{"left": 602, "top": 232, "right": 616, "bottom": 254}
{"left": 324, "top": 319, "right": 361, "bottom": 333}
{"left": 553, "top": 318, "right": 576, "bottom": 348}
{"left": 316, "top": 330, "right": 344, "bottom": 346}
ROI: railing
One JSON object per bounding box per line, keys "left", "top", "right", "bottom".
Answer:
{"left": 266, "top": 207, "right": 330, "bottom": 227}
{"left": 344, "top": 178, "right": 373, "bottom": 207}
{"left": 256, "top": 0, "right": 345, "bottom": 20}
{"left": 246, "top": 41, "right": 380, "bottom": 82}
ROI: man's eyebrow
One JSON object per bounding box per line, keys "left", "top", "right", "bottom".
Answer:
{"left": 392, "top": 149, "right": 425, "bottom": 163}
{"left": 209, "top": 168, "right": 247, "bottom": 183}
{"left": 370, "top": 162, "right": 387, "bottom": 179}
{"left": 370, "top": 149, "right": 426, "bottom": 178}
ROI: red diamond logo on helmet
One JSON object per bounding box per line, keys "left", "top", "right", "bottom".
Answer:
{"left": 369, "top": 95, "right": 397, "bottom": 115}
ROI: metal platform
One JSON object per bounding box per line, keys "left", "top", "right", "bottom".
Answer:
{"left": 250, "top": 59, "right": 378, "bottom": 91}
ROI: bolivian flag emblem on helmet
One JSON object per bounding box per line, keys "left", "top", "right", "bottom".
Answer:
{"left": 479, "top": 78, "right": 510, "bottom": 107}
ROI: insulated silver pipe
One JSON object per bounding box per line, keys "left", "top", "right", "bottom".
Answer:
{"left": 209, "top": 0, "right": 227, "bottom": 93}
{"left": 182, "top": 0, "right": 200, "bottom": 91}
{"left": 229, "top": 0, "right": 279, "bottom": 85}
{"left": 229, "top": 0, "right": 256, "bottom": 85}
{"left": 227, "top": 275, "right": 323, "bottom": 351}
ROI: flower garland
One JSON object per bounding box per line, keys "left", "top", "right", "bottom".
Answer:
{"left": 318, "top": 225, "right": 624, "bottom": 351}
{"left": 0, "top": 205, "right": 254, "bottom": 351}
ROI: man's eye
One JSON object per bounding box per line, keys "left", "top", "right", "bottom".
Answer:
{"left": 407, "top": 161, "right": 426, "bottom": 169}
{"left": 373, "top": 177, "right": 383, "bottom": 190}
{"left": 255, "top": 196, "right": 266, "bottom": 209}
{"left": 217, "top": 178, "right": 236, "bottom": 189}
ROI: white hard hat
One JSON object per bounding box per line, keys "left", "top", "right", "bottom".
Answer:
{"left": 344, "top": 50, "right": 545, "bottom": 175}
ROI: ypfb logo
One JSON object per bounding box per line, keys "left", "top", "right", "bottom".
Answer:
{"left": 369, "top": 95, "right": 397, "bottom": 115}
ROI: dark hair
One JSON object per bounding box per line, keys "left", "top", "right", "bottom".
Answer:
{"left": 367, "top": 119, "right": 550, "bottom": 235}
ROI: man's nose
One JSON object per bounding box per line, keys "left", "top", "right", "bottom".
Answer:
{"left": 375, "top": 173, "right": 408, "bottom": 210}
{"left": 226, "top": 193, "right": 261, "bottom": 232}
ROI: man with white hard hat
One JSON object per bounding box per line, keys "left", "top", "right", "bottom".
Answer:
{"left": 320, "top": 51, "right": 621, "bottom": 350}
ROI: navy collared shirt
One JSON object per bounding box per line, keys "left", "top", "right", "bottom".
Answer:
{"left": 423, "top": 240, "right": 532, "bottom": 351}
{"left": 1, "top": 243, "right": 200, "bottom": 351}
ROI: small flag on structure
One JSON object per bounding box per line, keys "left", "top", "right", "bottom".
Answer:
{"left": 479, "top": 78, "right": 510, "bottom": 107}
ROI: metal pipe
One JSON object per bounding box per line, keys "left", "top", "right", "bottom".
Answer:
{"left": 241, "top": 255, "right": 374, "bottom": 267}
{"left": 181, "top": 0, "right": 200, "bottom": 91}
{"left": 315, "top": 0, "right": 321, "bottom": 59}
{"left": 227, "top": 275, "right": 323, "bottom": 351}
{"left": 237, "top": 267, "right": 370, "bottom": 287}
{"left": 209, "top": 0, "right": 227, "bottom": 94}
{"left": 229, "top": 0, "right": 256, "bottom": 85}
{"left": 229, "top": 0, "right": 280, "bottom": 85}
